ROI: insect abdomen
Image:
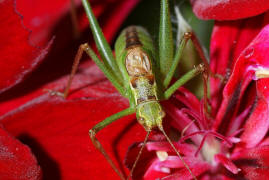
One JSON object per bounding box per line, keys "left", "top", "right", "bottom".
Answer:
{"left": 125, "top": 26, "right": 142, "bottom": 49}
{"left": 115, "top": 26, "right": 154, "bottom": 51}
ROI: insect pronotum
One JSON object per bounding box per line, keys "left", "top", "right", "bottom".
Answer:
{"left": 49, "top": 0, "right": 211, "bottom": 179}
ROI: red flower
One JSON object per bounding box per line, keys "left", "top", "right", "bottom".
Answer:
{"left": 0, "top": 0, "right": 269, "bottom": 180}
{"left": 191, "top": 0, "right": 269, "bottom": 20}
{"left": 124, "top": 6, "right": 269, "bottom": 180}
{"left": 0, "top": 0, "right": 139, "bottom": 179}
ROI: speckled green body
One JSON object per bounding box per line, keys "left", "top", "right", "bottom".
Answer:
{"left": 82, "top": 0, "right": 200, "bottom": 178}
{"left": 114, "top": 26, "right": 165, "bottom": 130}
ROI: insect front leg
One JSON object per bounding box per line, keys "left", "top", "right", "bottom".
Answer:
{"left": 89, "top": 107, "right": 135, "bottom": 180}
{"left": 163, "top": 32, "right": 192, "bottom": 88}
{"left": 163, "top": 64, "right": 205, "bottom": 100}
{"left": 158, "top": 0, "right": 212, "bottom": 85}
{"left": 188, "top": 32, "right": 224, "bottom": 81}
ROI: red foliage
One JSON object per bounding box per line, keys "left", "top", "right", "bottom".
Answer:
{"left": 0, "top": 0, "right": 139, "bottom": 179}
{"left": 0, "top": 0, "right": 269, "bottom": 179}
{"left": 125, "top": 10, "right": 269, "bottom": 180}
{"left": 0, "top": 0, "right": 53, "bottom": 94}
{"left": 191, "top": 0, "right": 269, "bottom": 20}
{"left": 0, "top": 125, "right": 41, "bottom": 180}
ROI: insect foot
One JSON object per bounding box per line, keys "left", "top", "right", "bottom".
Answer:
{"left": 89, "top": 129, "right": 99, "bottom": 148}
{"left": 43, "top": 89, "right": 66, "bottom": 98}
{"left": 196, "top": 63, "right": 206, "bottom": 73}
{"left": 184, "top": 31, "right": 193, "bottom": 39}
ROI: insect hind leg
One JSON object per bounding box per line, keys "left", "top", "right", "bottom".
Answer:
{"left": 127, "top": 130, "right": 151, "bottom": 180}
{"left": 89, "top": 130, "right": 126, "bottom": 180}
{"left": 89, "top": 107, "right": 135, "bottom": 180}
{"left": 45, "top": 43, "right": 125, "bottom": 98}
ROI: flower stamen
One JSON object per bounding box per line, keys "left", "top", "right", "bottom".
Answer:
{"left": 255, "top": 68, "right": 269, "bottom": 79}
{"left": 156, "top": 151, "right": 168, "bottom": 162}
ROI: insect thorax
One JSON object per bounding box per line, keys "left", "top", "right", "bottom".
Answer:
{"left": 125, "top": 46, "right": 157, "bottom": 104}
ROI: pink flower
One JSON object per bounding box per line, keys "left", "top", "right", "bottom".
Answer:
{"left": 125, "top": 9, "right": 269, "bottom": 180}
{"left": 1, "top": 0, "right": 269, "bottom": 179}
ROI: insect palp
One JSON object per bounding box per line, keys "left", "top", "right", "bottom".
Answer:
{"left": 158, "top": 125, "right": 198, "bottom": 180}
{"left": 127, "top": 130, "right": 151, "bottom": 180}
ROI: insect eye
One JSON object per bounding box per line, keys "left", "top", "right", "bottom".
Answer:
{"left": 138, "top": 117, "right": 146, "bottom": 127}
{"left": 138, "top": 117, "right": 145, "bottom": 122}
{"left": 159, "top": 111, "right": 165, "bottom": 118}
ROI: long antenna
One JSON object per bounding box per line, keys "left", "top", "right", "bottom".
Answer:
{"left": 127, "top": 131, "right": 151, "bottom": 180}
{"left": 159, "top": 126, "right": 197, "bottom": 180}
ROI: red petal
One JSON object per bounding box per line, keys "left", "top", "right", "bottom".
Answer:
{"left": 146, "top": 142, "right": 197, "bottom": 157}
{"left": 0, "top": 94, "right": 144, "bottom": 179}
{"left": 144, "top": 159, "right": 209, "bottom": 180}
{"left": 0, "top": 61, "right": 117, "bottom": 116}
{"left": 191, "top": 0, "right": 269, "bottom": 20}
{"left": 237, "top": 78, "right": 269, "bottom": 148}
{"left": 163, "top": 101, "right": 201, "bottom": 144}
{"left": 260, "top": 137, "right": 269, "bottom": 146}
{"left": 218, "top": 25, "right": 269, "bottom": 147}
{"left": 124, "top": 142, "right": 156, "bottom": 180}
{"left": 157, "top": 157, "right": 209, "bottom": 180}
{"left": 212, "top": 22, "right": 269, "bottom": 138}
{"left": 15, "top": 0, "right": 140, "bottom": 45}
{"left": 0, "top": 125, "right": 41, "bottom": 179}
{"left": 0, "top": 0, "right": 139, "bottom": 114}
{"left": 215, "top": 154, "right": 239, "bottom": 174}
{"left": 0, "top": 0, "right": 53, "bottom": 94}
{"left": 15, "top": 0, "right": 76, "bottom": 46}
{"left": 232, "top": 146, "right": 269, "bottom": 179}
{"left": 210, "top": 13, "right": 269, "bottom": 116}
{"left": 0, "top": 62, "right": 146, "bottom": 179}
{"left": 127, "top": 140, "right": 208, "bottom": 179}
{"left": 98, "top": 0, "right": 140, "bottom": 43}
{"left": 0, "top": 0, "right": 141, "bottom": 178}
{"left": 144, "top": 162, "right": 168, "bottom": 180}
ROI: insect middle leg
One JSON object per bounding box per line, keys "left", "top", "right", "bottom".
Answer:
{"left": 89, "top": 107, "right": 135, "bottom": 180}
